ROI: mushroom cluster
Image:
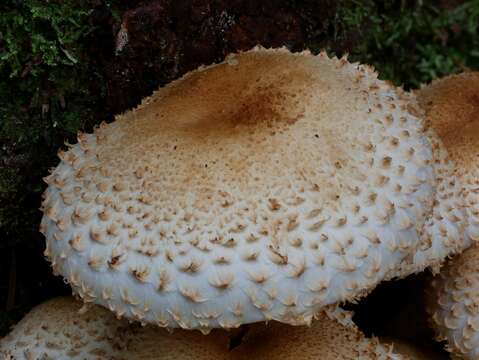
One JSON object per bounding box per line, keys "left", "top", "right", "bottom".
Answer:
{"left": 3, "top": 47, "right": 478, "bottom": 359}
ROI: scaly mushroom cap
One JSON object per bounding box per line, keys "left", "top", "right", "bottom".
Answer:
{"left": 228, "top": 313, "right": 403, "bottom": 360}
{"left": 384, "top": 89, "right": 468, "bottom": 276}
{"left": 394, "top": 124, "right": 469, "bottom": 275}
{"left": 418, "top": 72, "right": 479, "bottom": 242}
{"left": 420, "top": 72, "right": 479, "bottom": 359}
{"left": 427, "top": 246, "right": 479, "bottom": 359}
{"left": 0, "top": 297, "right": 231, "bottom": 360}
{"left": 0, "top": 297, "right": 131, "bottom": 360}
{"left": 40, "top": 46, "right": 437, "bottom": 330}
{"left": 1, "top": 297, "right": 406, "bottom": 360}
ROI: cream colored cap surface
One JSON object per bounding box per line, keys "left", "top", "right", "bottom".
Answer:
{"left": 394, "top": 124, "right": 469, "bottom": 276}
{"left": 0, "top": 297, "right": 231, "bottom": 360}
{"left": 228, "top": 312, "right": 403, "bottom": 360}
{"left": 41, "top": 46, "right": 436, "bottom": 330}
{"left": 1, "top": 297, "right": 406, "bottom": 360}
{"left": 0, "top": 297, "right": 131, "bottom": 360}
{"left": 419, "top": 72, "right": 479, "bottom": 359}
{"left": 427, "top": 245, "right": 479, "bottom": 359}
{"left": 121, "top": 306, "right": 404, "bottom": 359}
{"left": 418, "top": 72, "right": 479, "bottom": 242}
{"left": 378, "top": 88, "right": 468, "bottom": 277}
{"left": 132, "top": 309, "right": 405, "bottom": 360}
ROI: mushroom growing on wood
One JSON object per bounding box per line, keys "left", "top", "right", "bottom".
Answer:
{"left": 41, "top": 46, "right": 446, "bottom": 331}
{"left": 1, "top": 297, "right": 411, "bottom": 359}
{"left": 418, "top": 72, "right": 479, "bottom": 359}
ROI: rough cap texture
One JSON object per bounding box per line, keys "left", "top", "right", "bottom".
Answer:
{"left": 0, "top": 297, "right": 131, "bottom": 360}
{"left": 427, "top": 246, "right": 479, "bottom": 359}
{"left": 40, "top": 46, "right": 436, "bottom": 330}
{"left": 418, "top": 72, "right": 479, "bottom": 243}
{"left": 230, "top": 313, "right": 403, "bottom": 360}
{"left": 421, "top": 72, "right": 479, "bottom": 359}
{"left": 0, "top": 297, "right": 230, "bottom": 360}
{"left": 1, "top": 297, "right": 406, "bottom": 360}
{"left": 394, "top": 125, "right": 469, "bottom": 276}
{"left": 382, "top": 88, "right": 469, "bottom": 277}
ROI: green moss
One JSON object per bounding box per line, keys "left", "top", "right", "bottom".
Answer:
{"left": 0, "top": 0, "right": 110, "bottom": 240}
{"left": 334, "top": 0, "right": 479, "bottom": 88}
{"left": 0, "top": 1, "right": 116, "bottom": 334}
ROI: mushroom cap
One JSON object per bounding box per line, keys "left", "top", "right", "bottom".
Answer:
{"left": 381, "top": 89, "right": 469, "bottom": 277}
{"left": 393, "top": 124, "right": 469, "bottom": 276}
{"left": 427, "top": 246, "right": 479, "bottom": 359}
{"left": 124, "top": 325, "right": 231, "bottom": 360}
{"left": 417, "top": 72, "right": 479, "bottom": 242}
{"left": 419, "top": 72, "right": 479, "bottom": 359}
{"left": 1, "top": 297, "right": 405, "bottom": 360}
{"left": 228, "top": 314, "right": 402, "bottom": 360}
{"left": 0, "top": 297, "right": 131, "bottom": 360}
{"left": 40, "top": 46, "right": 436, "bottom": 330}
{"left": 0, "top": 297, "right": 230, "bottom": 360}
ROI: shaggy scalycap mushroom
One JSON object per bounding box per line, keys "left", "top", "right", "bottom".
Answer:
{"left": 1, "top": 297, "right": 408, "bottom": 360}
{"left": 393, "top": 121, "right": 469, "bottom": 275}
{"left": 40, "top": 46, "right": 437, "bottom": 331}
{"left": 378, "top": 87, "right": 469, "bottom": 277}
{"left": 230, "top": 312, "right": 403, "bottom": 360}
{"left": 0, "top": 297, "right": 131, "bottom": 360}
{"left": 418, "top": 72, "right": 479, "bottom": 243}
{"left": 0, "top": 297, "right": 230, "bottom": 360}
{"left": 427, "top": 246, "right": 479, "bottom": 359}
{"left": 421, "top": 72, "right": 479, "bottom": 359}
